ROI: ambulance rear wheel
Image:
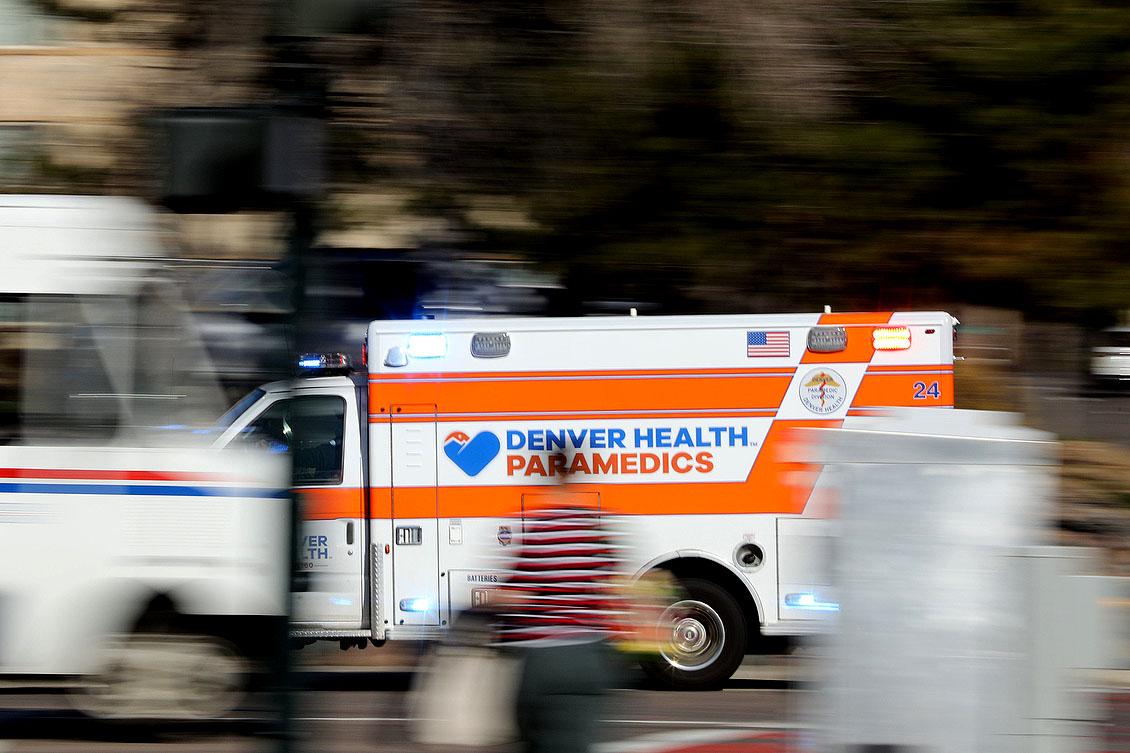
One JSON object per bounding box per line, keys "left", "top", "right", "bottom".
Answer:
{"left": 641, "top": 577, "right": 746, "bottom": 689}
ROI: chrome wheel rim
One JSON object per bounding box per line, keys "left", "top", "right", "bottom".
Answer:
{"left": 658, "top": 599, "right": 725, "bottom": 671}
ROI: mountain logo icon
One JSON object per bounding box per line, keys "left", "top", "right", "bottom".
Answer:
{"left": 443, "top": 431, "right": 501, "bottom": 476}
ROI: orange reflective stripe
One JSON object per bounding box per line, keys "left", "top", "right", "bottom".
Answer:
{"left": 370, "top": 374, "right": 792, "bottom": 415}
{"left": 521, "top": 491, "right": 599, "bottom": 513}
{"left": 371, "top": 366, "right": 793, "bottom": 381}
{"left": 370, "top": 486, "right": 392, "bottom": 520}
{"left": 816, "top": 312, "right": 894, "bottom": 325}
{"left": 374, "top": 409, "right": 779, "bottom": 424}
{"left": 296, "top": 487, "right": 364, "bottom": 521}
{"left": 737, "top": 418, "right": 840, "bottom": 515}
{"left": 377, "top": 482, "right": 806, "bottom": 518}
{"left": 392, "top": 485, "right": 436, "bottom": 518}
{"left": 851, "top": 373, "right": 954, "bottom": 408}
{"left": 388, "top": 403, "right": 436, "bottom": 416}
{"left": 866, "top": 364, "right": 952, "bottom": 373}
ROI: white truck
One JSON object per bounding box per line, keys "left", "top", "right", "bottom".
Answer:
{"left": 0, "top": 196, "right": 289, "bottom": 718}
{"left": 216, "top": 310, "right": 957, "bottom": 687}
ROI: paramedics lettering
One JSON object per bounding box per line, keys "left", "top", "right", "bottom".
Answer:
{"left": 503, "top": 425, "right": 747, "bottom": 477}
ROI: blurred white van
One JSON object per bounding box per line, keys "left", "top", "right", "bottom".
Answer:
{"left": 0, "top": 196, "right": 289, "bottom": 719}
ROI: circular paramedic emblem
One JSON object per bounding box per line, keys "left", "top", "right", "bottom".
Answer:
{"left": 798, "top": 368, "right": 847, "bottom": 414}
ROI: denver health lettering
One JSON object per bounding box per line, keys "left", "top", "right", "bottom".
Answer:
{"left": 505, "top": 426, "right": 749, "bottom": 478}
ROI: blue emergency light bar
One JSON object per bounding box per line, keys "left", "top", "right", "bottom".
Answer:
{"left": 297, "top": 352, "right": 352, "bottom": 375}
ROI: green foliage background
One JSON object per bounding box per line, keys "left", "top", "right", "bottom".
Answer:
{"left": 359, "top": 0, "right": 1130, "bottom": 319}
{"left": 13, "top": 0, "right": 1130, "bottom": 321}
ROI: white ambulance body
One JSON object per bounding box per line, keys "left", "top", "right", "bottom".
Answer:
{"left": 0, "top": 196, "right": 289, "bottom": 718}
{"left": 219, "top": 310, "right": 955, "bottom": 687}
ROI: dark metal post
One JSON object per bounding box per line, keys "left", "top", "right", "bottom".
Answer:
{"left": 274, "top": 200, "right": 316, "bottom": 753}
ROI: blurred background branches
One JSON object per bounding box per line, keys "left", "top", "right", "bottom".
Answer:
{"left": 2, "top": 0, "right": 1129, "bottom": 322}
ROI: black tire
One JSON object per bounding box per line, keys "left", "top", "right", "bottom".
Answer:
{"left": 639, "top": 577, "right": 746, "bottom": 690}
{"left": 70, "top": 632, "right": 247, "bottom": 720}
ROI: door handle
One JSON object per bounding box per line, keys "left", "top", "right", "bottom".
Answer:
{"left": 346, "top": 521, "right": 354, "bottom": 546}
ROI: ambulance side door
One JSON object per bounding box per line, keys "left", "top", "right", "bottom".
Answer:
{"left": 389, "top": 404, "right": 441, "bottom": 627}
{"left": 221, "top": 387, "right": 367, "bottom": 628}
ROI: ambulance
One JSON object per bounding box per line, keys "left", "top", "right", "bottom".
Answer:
{"left": 216, "top": 310, "right": 956, "bottom": 688}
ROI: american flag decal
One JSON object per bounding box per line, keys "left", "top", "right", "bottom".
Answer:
{"left": 747, "top": 330, "right": 790, "bottom": 357}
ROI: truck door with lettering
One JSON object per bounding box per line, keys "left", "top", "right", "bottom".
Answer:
{"left": 224, "top": 388, "right": 366, "bottom": 628}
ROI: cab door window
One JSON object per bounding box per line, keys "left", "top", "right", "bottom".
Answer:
{"left": 232, "top": 396, "right": 346, "bottom": 485}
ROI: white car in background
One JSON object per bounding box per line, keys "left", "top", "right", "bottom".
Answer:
{"left": 1090, "top": 327, "right": 1130, "bottom": 390}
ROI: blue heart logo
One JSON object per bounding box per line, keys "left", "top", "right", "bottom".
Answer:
{"left": 443, "top": 431, "right": 501, "bottom": 477}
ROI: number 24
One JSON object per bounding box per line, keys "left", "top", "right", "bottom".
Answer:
{"left": 913, "top": 381, "right": 941, "bottom": 399}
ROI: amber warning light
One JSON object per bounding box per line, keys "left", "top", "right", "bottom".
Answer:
{"left": 872, "top": 327, "right": 912, "bottom": 351}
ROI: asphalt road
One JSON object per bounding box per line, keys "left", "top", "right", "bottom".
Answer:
{"left": 0, "top": 660, "right": 804, "bottom": 753}
{"left": 1, "top": 659, "right": 1127, "bottom": 753}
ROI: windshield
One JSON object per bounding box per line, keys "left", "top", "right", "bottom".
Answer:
{"left": 214, "top": 388, "right": 266, "bottom": 430}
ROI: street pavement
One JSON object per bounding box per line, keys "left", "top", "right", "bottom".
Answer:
{"left": 1, "top": 655, "right": 1127, "bottom": 753}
